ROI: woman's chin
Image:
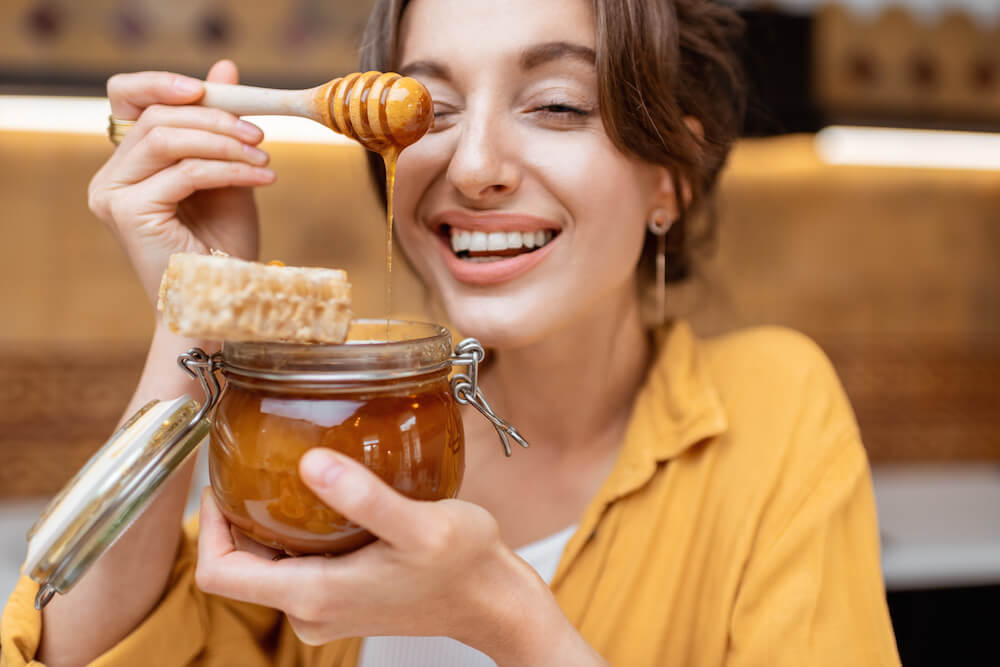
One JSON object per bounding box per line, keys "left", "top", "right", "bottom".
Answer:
{"left": 440, "top": 298, "right": 558, "bottom": 351}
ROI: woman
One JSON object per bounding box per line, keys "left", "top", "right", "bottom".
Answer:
{"left": 2, "top": 0, "right": 900, "bottom": 665}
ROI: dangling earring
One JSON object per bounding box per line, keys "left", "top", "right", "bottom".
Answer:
{"left": 647, "top": 207, "right": 674, "bottom": 327}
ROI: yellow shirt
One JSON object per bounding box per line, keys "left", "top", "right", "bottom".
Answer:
{"left": 2, "top": 321, "right": 901, "bottom": 666}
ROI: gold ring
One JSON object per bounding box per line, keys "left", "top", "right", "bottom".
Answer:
{"left": 107, "top": 115, "right": 136, "bottom": 146}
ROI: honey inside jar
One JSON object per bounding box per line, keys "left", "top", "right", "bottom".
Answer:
{"left": 209, "top": 321, "right": 465, "bottom": 555}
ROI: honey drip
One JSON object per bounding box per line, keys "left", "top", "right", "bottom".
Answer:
{"left": 193, "top": 70, "right": 430, "bottom": 333}
{"left": 383, "top": 146, "right": 400, "bottom": 341}
{"left": 322, "top": 70, "right": 432, "bottom": 340}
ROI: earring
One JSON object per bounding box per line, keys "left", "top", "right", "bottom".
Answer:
{"left": 647, "top": 207, "right": 674, "bottom": 327}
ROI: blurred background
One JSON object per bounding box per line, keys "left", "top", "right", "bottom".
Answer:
{"left": 0, "top": 1, "right": 997, "bottom": 664}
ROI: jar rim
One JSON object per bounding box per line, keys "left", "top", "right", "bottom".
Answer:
{"left": 220, "top": 319, "right": 454, "bottom": 382}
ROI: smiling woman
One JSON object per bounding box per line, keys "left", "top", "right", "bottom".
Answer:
{"left": 1, "top": 1, "right": 900, "bottom": 666}
{"left": 365, "top": 0, "right": 744, "bottom": 300}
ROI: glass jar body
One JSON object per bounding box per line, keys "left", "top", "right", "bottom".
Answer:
{"left": 209, "top": 325, "right": 465, "bottom": 555}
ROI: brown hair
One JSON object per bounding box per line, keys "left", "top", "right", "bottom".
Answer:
{"left": 360, "top": 0, "right": 745, "bottom": 285}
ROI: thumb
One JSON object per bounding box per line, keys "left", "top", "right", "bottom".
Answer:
{"left": 206, "top": 59, "right": 239, "bottom": 85}
{"left": 107, "top": 71, "right": 204, "bottom": 120}
{"left": 299, "top": 448, "right": 429, "bottom": 551}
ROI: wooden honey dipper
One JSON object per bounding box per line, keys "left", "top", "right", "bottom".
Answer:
{"left": 198, "top": 71, "right": 433, "bottom": 151}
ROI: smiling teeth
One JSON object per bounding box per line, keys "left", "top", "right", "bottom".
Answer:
{"left": 450, "top": 229, "right": 553, "bottom": 253}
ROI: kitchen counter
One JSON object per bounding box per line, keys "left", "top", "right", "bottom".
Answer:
{"left": 874, "top": 461, "right": 1000, "bottom": 591}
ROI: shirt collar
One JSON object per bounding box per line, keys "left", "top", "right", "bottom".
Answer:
{"left": 603, "top": 319, "right": 729, "bottom": 499}
{"left": 553, "top": 320, "right": 729, "bottom": 587}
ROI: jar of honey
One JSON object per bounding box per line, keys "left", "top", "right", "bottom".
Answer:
{"left": 25, "top": 319, "right": 528, "bottom": 609}
{"left": 210, "top": 320, "right": 464, "bottom": 555}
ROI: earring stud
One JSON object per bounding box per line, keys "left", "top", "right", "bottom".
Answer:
{"left": 647, "top": 207, "right": 673, "bottom": 236}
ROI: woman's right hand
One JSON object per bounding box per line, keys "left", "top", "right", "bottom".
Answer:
{"left": 88, "top": 59, "right": 276, "bottom": 309}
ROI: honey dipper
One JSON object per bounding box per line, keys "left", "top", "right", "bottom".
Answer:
{"left": 198, "top": 71, "right": 433, "bottom": 151}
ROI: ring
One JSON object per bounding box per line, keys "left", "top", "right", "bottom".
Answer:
{"left": 107, "top": 115, "right": 136, "bottom": 146}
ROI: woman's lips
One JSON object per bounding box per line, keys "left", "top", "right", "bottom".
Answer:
{"left": 428, "top": 211, "right": 561, "bottom": 286}
{"left": 434, "top": 232, "right": 558, "bottom": 286}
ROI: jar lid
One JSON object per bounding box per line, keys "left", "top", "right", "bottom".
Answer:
{"left": 25, "top": 395, "right": 210, "bottom": 610}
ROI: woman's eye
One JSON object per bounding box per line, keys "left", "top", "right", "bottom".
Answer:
{"left": 537, "top": 104, "right": 588, "bottom": 116}
{"left": 430, "top": 104, "right": 459, "bottom": 131}
{"left": 432, "top": 98, "right": 462, "bottom": 114}
{"left": 530, "top": 103, "right": 593, "bottom": 125}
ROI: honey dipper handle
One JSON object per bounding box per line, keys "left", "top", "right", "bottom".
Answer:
{"left": 199, "top": 82, "right": 323, "bottom": 124}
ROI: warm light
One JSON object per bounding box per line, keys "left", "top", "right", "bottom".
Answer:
{"left": 6, "top": 97, "right": 998, "bottom": 169}
{"left": 0, "top": 95, "right": 354, "bottom": 145}
{"left": 815, "top": 125, "right": 1000, "bottom": 171}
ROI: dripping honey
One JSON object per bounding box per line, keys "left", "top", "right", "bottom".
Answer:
{"left": 324, "top": 71, "right": 432, "bottom": 341}
{"left": 382, "top": 146, "right": 400, "bottom": 341}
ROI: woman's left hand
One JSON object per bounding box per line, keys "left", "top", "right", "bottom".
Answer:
{"left": 195, "top": 448, "right": 605, "bottom": 665}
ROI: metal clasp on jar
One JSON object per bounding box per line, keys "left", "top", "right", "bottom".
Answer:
{"left": 177, "top": 348, "right": 225, "bottom": 415}
{"left": 450, "top": 339, "right": 529, "bottom": 457}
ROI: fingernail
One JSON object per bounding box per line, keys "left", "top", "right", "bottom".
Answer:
{"left": 173, "top": 76, "right": 203, "bottom": 95}
{"left": 243, "top": 144, "right": 268, "bottom": 164}
{"left": 253, "top": 167, "right": 276, "bottom": 182}
{"left": 237, "top": 120, "right": 262, "bottom": 142}
{"left": 302, "top": 450, "right": 344, "bottom": 488}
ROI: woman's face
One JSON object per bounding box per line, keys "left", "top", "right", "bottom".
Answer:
{"left": 393, "top": 0, "right": 668, "bottom": 347}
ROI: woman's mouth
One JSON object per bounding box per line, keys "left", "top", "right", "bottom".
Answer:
{"left": 428, "top": 213, "right": 562, "bottom": 286}
{"left": 444, "top": 227, "right": 557, "bottom": 262}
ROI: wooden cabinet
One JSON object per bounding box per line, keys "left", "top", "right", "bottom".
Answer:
{"left": 814, "top": 6, "right": 1000, "bottom": 125}
{"left": 0, "top": 0, "right": 374, "bottom": 88}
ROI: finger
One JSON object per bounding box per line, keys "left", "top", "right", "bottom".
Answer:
{"left": 108, "top": 71, "right": 205, "bottom": 120}
{"left": 299, "top": 449, "right": 431, "bottom": 551}
{"left": 196, "top": 487, "right": 269, "bottom": 569}
{"left": 195, "top": 487, "right": 288, "bottom": 602}
{"left": 195, "top": 487, "right": 336, "bottom": 609}
{"left": 110, "top": 105, "right": 263, "bottom": 163}
{"left": 230, "top": 525, "right": 283, "bottom": 561}
{"left": 128, "top": 105, "right": 264, "bottom": 147}
{"left": 197, "top": 487, "right": 238, "bottom": 559}
{"left": 114, "top": 126, "right": 269, "bottom": 185}
{"left": 206, "top": 59, "right": 239, "bottom": 85}
{"left": 128, "top": 157, "right": 275, "bottom": 207}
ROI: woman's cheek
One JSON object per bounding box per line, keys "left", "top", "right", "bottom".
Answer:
{"left": 528, "top": 133, "right": 649, "bottom": 245}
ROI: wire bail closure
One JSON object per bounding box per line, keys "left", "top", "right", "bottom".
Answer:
{"left": 450, "top": 339, "right": 529, "bottom": 457}
{"left": 178, "top": 348, "right": 224, "bottom": 415}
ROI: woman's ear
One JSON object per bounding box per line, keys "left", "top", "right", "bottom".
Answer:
{"left": 650, "top": 116, "right": 705, "bottom": 217}
{"left": 650, "top": 165, "right": 681, "bottom": 223}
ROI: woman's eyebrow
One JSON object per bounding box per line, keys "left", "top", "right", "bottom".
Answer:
{"left": 399, "top": 41, "right": 596, "bottom": 81}
{"left": 520, "top": 41, "right": 596, "bottom": 70}
{"left": 399, "top": 60, "right": 451, "bottom": 81}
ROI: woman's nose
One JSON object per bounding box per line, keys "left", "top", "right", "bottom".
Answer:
{"left": 446, "top": 114, "right": 520, "bottom": 204}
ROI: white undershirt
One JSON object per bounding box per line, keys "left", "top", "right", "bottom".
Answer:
{"left": 357, "top": 524, "right": 578, "bottom": 667}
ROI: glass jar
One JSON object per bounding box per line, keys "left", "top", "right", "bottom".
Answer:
{"left": 211, "top": 320, "right": 464, "bottom": 555}
{"left": 25, "top": 319, "right": 528, "bottom": 610}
